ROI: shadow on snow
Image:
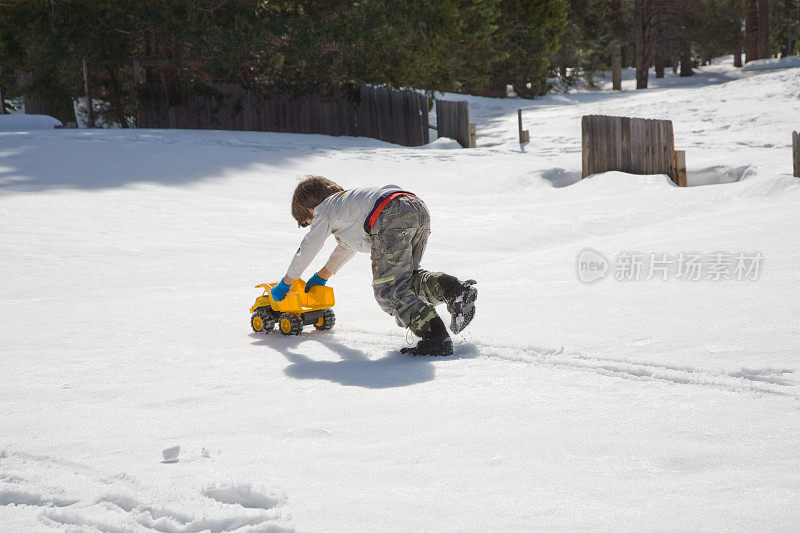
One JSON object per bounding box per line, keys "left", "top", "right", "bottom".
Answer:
{"left": 251, "top": 331, "right": 478, "bottom": 389}
{"left": 0, "top": 128, "right": 390, "bottom": 194}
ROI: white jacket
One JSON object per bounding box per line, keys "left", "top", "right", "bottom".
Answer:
{"left": 285, "top": 185, "right": 403, "bottom": 280}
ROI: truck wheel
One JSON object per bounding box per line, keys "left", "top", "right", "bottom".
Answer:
{"left": 313, "top": 308, "right": 336, "bottom": 331}
{"left": 278, "top": 313, "right": 303, "bottom": 336}
{"left": 251, "top": 307, "right": 275, "bottom": 334}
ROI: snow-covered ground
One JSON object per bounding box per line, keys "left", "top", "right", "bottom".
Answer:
{"left": 2, "top": 58, "right": 800, "bottom": 531}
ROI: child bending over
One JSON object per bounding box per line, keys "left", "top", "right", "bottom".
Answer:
{"left": 271, "top": 176, "right": 477, "bottom": 356}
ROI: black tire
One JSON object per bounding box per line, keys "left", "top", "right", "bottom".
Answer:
{"left": 278, "top": 312, "right": 303, "bottom": 336}
{"left": 313, "top": 308, "right": 336, "bottom": 331}
{"left": 251, "top": 307, "right": 275, "bottom": 334}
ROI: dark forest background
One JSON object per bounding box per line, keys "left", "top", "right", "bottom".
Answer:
{"left": 0, "top": 0, "right": 797, "bottom": 125}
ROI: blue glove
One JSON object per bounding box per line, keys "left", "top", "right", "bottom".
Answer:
{"left": 305, "top": 273, "right": 328, "bottom": 293}
{"left": 270, "top": 280, "right": 291, "bottom": 302}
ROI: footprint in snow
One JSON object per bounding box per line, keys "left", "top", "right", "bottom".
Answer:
{"left": 202, "top": 483, "right": 284, "bottom": 510}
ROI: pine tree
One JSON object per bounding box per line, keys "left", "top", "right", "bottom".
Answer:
{"left": 485, "top": 0, "right": 567, "bottom": 97}
{"left": 450, "top": 0, "right": 505, "bottom": 94}
{"left": 0, "top": 1, "right": 80, "bottom": 122}
{"left": 772, "top": 0, "right": 800, "bottom": 57}
{"left": 557, "top": 0, "right": 616, "bottom": 84}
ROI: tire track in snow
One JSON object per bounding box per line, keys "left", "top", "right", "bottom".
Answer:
{"left": 326, "top": 329, "right": 798, "bottom": 399}
{"left": 467, "top": 339, "right": 798, "bottom": 399}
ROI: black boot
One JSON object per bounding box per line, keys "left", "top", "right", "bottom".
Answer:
{"left": 439, "top": 276, "right": 477, "bottom": 334}
{"left": 401, "top": 316, "right": 453, "bottom": 356}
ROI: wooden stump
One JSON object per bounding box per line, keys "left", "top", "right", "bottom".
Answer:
{"left": 582, "top": 115, "right": 677, "bottom": 184}
{"left": 436, "top": 100, "right": 474, "bottom": 148}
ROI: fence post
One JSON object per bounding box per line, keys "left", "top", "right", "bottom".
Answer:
{"left": 458, "top": 102, "right": 469, "bottom": 147}
{"left": 793, "top": 131, "right": 799, "bottom": 178}
{"left": 581, "top": 115, "right": 591, "bottom": 178}
{"left": 674, "top": 150, "right": 687, "bottom": 186}
{"left": 518, "top": 109, "right": 529, "bottom": 143}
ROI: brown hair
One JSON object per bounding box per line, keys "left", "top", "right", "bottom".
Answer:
{"left": 291, "top": 176, "right": 344, "bottom": 227}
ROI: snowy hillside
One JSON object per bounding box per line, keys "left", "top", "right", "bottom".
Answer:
{"left": 2, "top": 58, "right": 800, "bottom": 531}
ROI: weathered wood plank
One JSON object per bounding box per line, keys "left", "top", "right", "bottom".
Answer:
{"left": 674, "top": 150, "right": 687, "bottom": 187}
{"left": 436, "top": 100, "right": 474, "bottom": 148}
{"left": 582, "top": 114, "right": 676, "bottom": 181}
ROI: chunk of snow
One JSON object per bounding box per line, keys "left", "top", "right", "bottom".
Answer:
{"left": 161, "top": 446, "right": 180, "bottom": 463}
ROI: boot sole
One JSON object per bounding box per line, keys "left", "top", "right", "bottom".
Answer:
{"left": 400, "top": 343, "right": 453, "bottom": 356}
{"left": 449, "top": 280, "right": 477, "bottom": 334}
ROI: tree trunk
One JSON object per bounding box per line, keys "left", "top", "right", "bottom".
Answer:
{"left": 634, "top": 0, "right": 654, "bottom": 89}
{"left": 655, "top": 47, "right": 666, "bottom": 78}
{"left": 611, "top": 42, "right": 623, "bottom": 90}
{"left": 635, "top": 63, "right": 649, "bottom": 89}
{"left": 745, "top": 0, "right": 759, "bottom": 62}
{"left": 680, "top": 38, "right": 693, "bottom": 77}
{"left": 757, "top": 0, "right": 770, "bottom": 59}
{"left": 732, "top": 6, "right": 744, "bottom": 67}
{"left": 779, "top": 37, "right": 791, "bottom": 58}
{"left": 610, "top": 0, "right": 624, "bottom": 90}
{"left": 82, "top": 58, "right": 95, "bottom": 128}
{"left": 0, "top": 66, "right": 5, "bottom": 114}
{"left": 780, "top": 0, "right": 795, "bottom": 57}
{"left": 778, "top": 0, "right": 797, "bottom": 58}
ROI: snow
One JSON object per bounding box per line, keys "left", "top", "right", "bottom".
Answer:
{"left": 0, "top": 114, "right": 62, "bottom": 131}
{"left": 2, "top": 57, "right": 800, "bottom": 531}
{"left": 741, "top": 55, "right": 800, "bottom": 71}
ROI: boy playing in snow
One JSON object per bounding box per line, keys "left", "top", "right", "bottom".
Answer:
{"left": 271, "top": 176, "right": 477, "bottom": 356}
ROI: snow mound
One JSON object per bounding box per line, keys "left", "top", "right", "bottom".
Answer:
{"left": 0, "top": 114, "right": 62, "bottom": 131}
{"left": 741, "top": 56, "right": 800, "bottom": 72}
{"left": 418, "top": 137, "right": 462, "bottom": 149}
{"left": 574, "top": 171, "right": 678, "bottom": 193}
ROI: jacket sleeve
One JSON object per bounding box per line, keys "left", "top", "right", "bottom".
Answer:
{"left": 323, "top": 241, "right": 357, "bottom": 275}
{"left": 285, "top": 216, "right": 332, "bottom": 280}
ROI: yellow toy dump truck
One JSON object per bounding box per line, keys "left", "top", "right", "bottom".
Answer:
{"left": 250, "top": 279, "right": 335, "bottom": 336}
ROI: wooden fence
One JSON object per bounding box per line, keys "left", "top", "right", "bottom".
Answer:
{"left": 137, "top": 83, "right": 429, "bottom": 147}
{"left": 582, "top": 115, "right": 679, "bottom": 184}
{"left": 436, "top": 100, "right": 476, "bottom": 148}
{"left": 793, "top": 131, "right": 799, "bottom": 178}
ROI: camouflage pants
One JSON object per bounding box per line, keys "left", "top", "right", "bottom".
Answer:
{"left": 369, "top": 195, "right": 448, "bottom": 337}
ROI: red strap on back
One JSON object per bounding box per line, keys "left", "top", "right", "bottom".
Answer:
{"left": 366, "top": 192, "right": 416, "bottom": 232}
